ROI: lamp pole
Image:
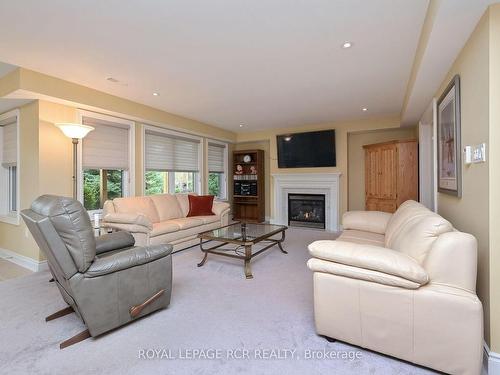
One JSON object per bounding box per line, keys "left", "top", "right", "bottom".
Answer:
{"left": 72, "top": 138, "right": 79, "bottom": 199}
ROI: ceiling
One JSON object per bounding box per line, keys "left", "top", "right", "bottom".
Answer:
{"left": 0, "top": 1, "right": 495, "bottom": 131}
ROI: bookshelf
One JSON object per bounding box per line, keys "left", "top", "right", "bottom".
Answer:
{"left": 232, "top": 149, "right": 265, "bottom": 223}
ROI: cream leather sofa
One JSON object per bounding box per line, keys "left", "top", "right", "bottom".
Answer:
{"left": 307, "top": 200, "right": 483, "bottom": 375}
{"left": 102, "top": 194, "right": 230, "bottom": 251}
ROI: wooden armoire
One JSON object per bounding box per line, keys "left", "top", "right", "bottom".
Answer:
{"left": 363, "top": 139, "right": 418, "bottom": 213}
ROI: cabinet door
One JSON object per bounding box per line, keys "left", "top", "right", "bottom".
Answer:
{"left": 365, "top": 148, "right": 380, "bottom": 198}
{"left": 379, "top": 145, "right": 397, "bottom": 199}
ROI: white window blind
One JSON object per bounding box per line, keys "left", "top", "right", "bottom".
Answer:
{"left": 1, "top": 117, "right": 17, "bottom": 167}
{"left": 82, "top": 116, "right": 129, "bottom": 170}
{"left": 145, "top": 130, "right": 200, "bottom": 172}
{"left": 208, "top": 143, "right": 225, "bottom": 173}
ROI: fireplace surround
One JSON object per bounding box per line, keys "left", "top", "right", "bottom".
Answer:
{"left": 271, "top": 173, "right": 341, "bottom": 232}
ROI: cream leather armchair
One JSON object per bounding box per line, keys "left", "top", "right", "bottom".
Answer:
{"left": 307, "top": 201, "right": 483, "bottom": 375}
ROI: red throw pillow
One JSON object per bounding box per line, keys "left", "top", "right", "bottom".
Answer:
{"left": 187, "top": 195, "right": 215, "bottom": 217}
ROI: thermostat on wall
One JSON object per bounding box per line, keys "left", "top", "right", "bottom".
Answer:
{"left": 464, "top": 143, "right": 486, "bottom": 164}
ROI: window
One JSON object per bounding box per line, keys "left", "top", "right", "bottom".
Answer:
{"left": 0, "top": 110, "right": 19, "bottom": 224}
{"left": 145, "top": 171, "right": 168, "bottom": 195}
{"left": 83, "top": 169, "right": 124, "bottom": 210}
{"left": 80, "top": 113, "right": 133, "bottom": 212}
{"left": 208, "top": 141, "right": 227, "bottom": 199}
{"left": 144, "top": 128, "right": 201, "bottom": 195}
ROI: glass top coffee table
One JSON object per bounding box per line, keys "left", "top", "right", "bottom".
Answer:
{"left": 197, "top": 222, "right": 288, "bottom": 279}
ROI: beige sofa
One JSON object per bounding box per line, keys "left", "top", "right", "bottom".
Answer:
{"left": 102, "top": 194, "right": 230, "bottom": 251}
{"left": 307, "top": 200, "right": 483, "bottom": 375}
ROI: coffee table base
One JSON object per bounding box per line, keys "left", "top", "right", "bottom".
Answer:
{"left": 197, "top": 231, "right": 287, "bottom": 279}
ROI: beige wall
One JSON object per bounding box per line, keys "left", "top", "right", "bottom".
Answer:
{"left": 234, "top": 140, "right": 271, "bottom": 218}
{"left": 0, "top": 82, "right": 234, "bottom": 263}
{"left": 435, "top": 9, "right": 492, "bottom": 347}
{"left": 0, "top": 101, "right": 40, "bottom": 260}
{"left": 488, "top": 4, "right": 500, "bottom": 353}
{"left": 236, "top": 117, "right": 400, "bottom": 220}
{"left": 348, "top": 127, "right": 417, "bottom": 211}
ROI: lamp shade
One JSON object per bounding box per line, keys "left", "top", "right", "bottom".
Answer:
{"left": 56, "top": 123, "right": 94, "bottom": 139}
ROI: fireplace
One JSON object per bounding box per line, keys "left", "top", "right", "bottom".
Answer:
{"left": 288, "top": 193, "right": 326, "bottom": 229}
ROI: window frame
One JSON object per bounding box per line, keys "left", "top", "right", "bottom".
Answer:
{"left": 0, "top": 109, "right": 20, "bottom": 225}
{"left": 142, "top": 124, "right": 203, "bottom": 195}
{"left": 207, "top": 139, "right": 228, "bottom": 200}
{"left": 77, "top": 110, "right": 135, "bottom": 215}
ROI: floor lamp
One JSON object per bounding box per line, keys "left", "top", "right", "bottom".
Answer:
{"left": 55, "top": 123, "right": 94, "bottom": 199}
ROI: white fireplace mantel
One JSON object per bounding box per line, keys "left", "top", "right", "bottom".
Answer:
{"left": 271, "top": 173, "right": 341, "bottom": 232}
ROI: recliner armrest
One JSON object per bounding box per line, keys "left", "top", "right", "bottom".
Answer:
{"left": 342, "top": 210, "right": 392, "bottom": 234}
{"left": 85, "top": 244, "right": 172, "bottom": 278}
{"left": 95, "top": 231, "right": 135, "bottom": 255}
{"left": 308, "top": 240, "right": 428, "bottom": 285}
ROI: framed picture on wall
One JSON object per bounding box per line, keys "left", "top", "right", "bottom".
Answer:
{"left": 437, "top": 74, "right": 462, "bottom": 197}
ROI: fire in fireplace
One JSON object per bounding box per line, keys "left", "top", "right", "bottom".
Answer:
{"left": 288, "top": 193, "right": 326, "bottom": 229}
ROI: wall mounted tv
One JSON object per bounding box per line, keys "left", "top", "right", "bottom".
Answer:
{"left": 277, "top": 129, "right": 336, "bottom": 168}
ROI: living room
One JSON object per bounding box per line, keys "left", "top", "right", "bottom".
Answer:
{"left": 0, "top": 1, "right": 499, "bottom": 374}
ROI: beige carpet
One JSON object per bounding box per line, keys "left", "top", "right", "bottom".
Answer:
{"left": 0, "top": 228, "right": 437, "bottom": 375}
{"left": 0, "top": 258, "right": 32, "bottom": 281}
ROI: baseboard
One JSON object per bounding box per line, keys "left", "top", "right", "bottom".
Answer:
{"left": 484, "top": 342, "right": 500, "bottom": 375}
{"left": 0, "top": 247, "right": 48, "bottom": 272}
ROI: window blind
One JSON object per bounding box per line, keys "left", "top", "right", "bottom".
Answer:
{"left": 82, "top": 116, "right": 129, "bottom": 170}
{"left": 208, "top": 143, "right": 225, "bottom": 173}
{"left": 145, "top": 130, "right": 200, "bottom": 172}
{"left": 1, "top": 117, "right": 17, "bottom": 167}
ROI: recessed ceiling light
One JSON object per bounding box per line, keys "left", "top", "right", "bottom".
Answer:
{"left": 239, "top": 124, "right": 244, "bottom": 128}
{"left": 342, "top": 41, "right": 352, "bottom": 49}
{"left": 362, "top": 107, "right": 368, "bottom": 112}
{"left": 153, "top": 92, "right": 159, "bottom": 96}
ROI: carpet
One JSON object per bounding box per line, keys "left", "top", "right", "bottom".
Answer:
{"left": 0, "top": 228, "right": 436, "bottom": 375}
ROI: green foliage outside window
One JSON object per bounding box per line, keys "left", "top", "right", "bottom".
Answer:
{"left": 208, "top": 173, "right": 221, "bottom": 197}
{"left": 83, "top": 170, "right": 100, "bottom": 210}
{"left": 145, "top": 171, "right": 167, "bottom": 195}
{"left": 174, "top": 172, "right": 194, "bottom": 193}
{"left": 83, "top": 169, "right": 123, "bottom": 210}
{"left": 107, "top": 170, "right": 123, "bottom": 200}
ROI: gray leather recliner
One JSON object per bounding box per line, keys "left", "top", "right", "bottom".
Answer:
{"left": 21, "top": 195, "right": 173, "bottom": 348}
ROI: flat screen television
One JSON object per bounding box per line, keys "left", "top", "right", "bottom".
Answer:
{"left": 277, "top": 130, "right": 336, "bottom": 168}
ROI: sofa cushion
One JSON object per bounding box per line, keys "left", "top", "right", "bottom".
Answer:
{"left": 167, "top": 217, "right": 204, "bottom": 230}
{"left": 388, "top": 213, "right": 453, "bottom": 264}
{"left": 194, "top": 215, "right": 220, "bottom": 225}
{"left": 176, "top": 193, "right": 196, "bottom": 217}
{"left": 150, "top": 221, "right": 220, "bottom": 244}
{"left": 149, "top": 194, "right": 183, "bottom": 221}
{"left": 112, "top": 196, "right": 160, "bottom": 223}
{"left": 385, "top": 200, "right": 431, "bottom": 246}
{"left": 338, "top": 230, "right": 385, "bottom": 247}
{"left": 187, "top": 195, "right": 215, "bottom": 217}
{"left": 151, "top": 221, "right": 181, "bottom": 237}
